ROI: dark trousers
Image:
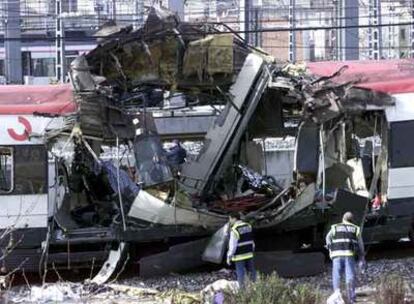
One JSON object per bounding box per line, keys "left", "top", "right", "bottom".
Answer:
{"left": 235, "top": 258, "right": 256, "bottom": 287}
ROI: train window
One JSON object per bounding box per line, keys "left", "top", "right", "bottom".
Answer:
{"left": 13, "top": 145, "right": 47, "bottom": 195}
{"left": 389, "top": 121, "right": 414, "bottom": 168}
{"left": 0, "top": 147, "right": 13, "bottom": 193}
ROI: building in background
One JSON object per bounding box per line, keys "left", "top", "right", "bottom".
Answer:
{"left": 0, "top": 0, "right": 413, "bottom": 84}
{"left": 0, "top": 0, "right": 150, "bottom": 84}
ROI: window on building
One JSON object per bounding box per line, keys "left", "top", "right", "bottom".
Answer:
{"left": 32, "top": 58, "right": 56, "bottom": 77}
{"left": 400, "top": 28, "right": 406, "bottom": 41}
{"left": 0, "top": 147, "right": 13, "bottom": 193}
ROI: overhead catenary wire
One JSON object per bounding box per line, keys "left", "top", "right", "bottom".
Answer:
{"left": 1, "top": 20, "right": 414, "bottom": 42}
{"left": 0, "top": 9, "right": 412, "bottom": 29}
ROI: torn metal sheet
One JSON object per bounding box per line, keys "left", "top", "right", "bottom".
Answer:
{"left": 92, "top": 242, "right": 127, "bottom": 285}
{"left": 257, "top": 183, "right": 317, "bottom": 229}
{"left": 183, "top": 34, "right": 234, "bottom": 79}
{"left": 202, "top": 223, "right": 229, "bottom": 264}
{"left": 128, "top": 190, "right": 226, "bottom": 228}
{"left": 180, "top": 53, "right": 269, "bottom": 195}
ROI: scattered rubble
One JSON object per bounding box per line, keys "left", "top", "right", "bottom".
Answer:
{"left": 118, "top": 268, "right": 234, "bottom": 293}
{"left": 3, "top": 257, "right": 414, "bottom": 303}
{"left": 285, "top": 257, "right": 414, "bottom": 291}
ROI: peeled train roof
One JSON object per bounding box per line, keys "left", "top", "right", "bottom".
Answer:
{"left": 0, "top": 84, "right": 76, "bottom": 115}
{"left": 307, "top": 59, "right": 414, "bottom": 94}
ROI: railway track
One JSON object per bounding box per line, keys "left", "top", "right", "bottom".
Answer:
{"left": 365, "top": 240, "right": 414, "bottom": 260}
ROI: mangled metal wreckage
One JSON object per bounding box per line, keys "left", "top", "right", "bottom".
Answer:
{"left": 0, "top": 7, "right": 414, "bottom": 279}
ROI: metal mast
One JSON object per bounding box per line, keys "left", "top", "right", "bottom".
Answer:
{"left": 288, "top": 0, "right": 296, "bottom": 62}
{"left": 369, "top": 0, "right": 382, "bottom": 60}
{"left": 55, "top": 0, "right": 66, "bottom": 83}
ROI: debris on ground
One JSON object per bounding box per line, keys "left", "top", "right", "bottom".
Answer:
{"left": 200, "top": 279, "right": 239, "bottom": 304}
{"left": 3, "top": 258, "right": 414, "bottom": 303}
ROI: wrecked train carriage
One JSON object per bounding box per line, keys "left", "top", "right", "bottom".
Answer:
{"left": 0, "top": 84, "right": 225, "bottom": 276}
{"left": 305, "top": 60, "right": 414, "bottom": 244}
{"left": 72, "top": 9, "right": 414, "bottom": 263}
{"left": 2, "top": 5, "right": 414, "bottom": 277}
{"left": 0, "top": 8, "right": 261, "bottom": 275}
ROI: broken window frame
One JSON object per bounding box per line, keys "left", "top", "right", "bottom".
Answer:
{"left": 0, "top": 147, "right": 13, "bottom": 194}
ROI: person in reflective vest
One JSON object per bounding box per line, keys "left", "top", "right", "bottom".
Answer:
{"left": 326, "top": 212, "right": 365, "bottom": 304}
{"left": 226, "top": 212, "right": 256, "bottom": 287}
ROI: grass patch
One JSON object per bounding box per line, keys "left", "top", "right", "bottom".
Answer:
{"left": 227, "top": 273, "right": 322, "bottom": 304}
{"left": 374, "top": 274, "right": 407, "bottom": 304}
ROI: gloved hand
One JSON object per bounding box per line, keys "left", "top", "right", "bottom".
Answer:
{"left": 226, "top": 256, "right": 232, "bottom": 266}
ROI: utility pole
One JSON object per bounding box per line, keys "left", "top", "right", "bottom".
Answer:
{"left": 288, "top": 0, "right": 296, "bottom": 62}
{"left": 55, "top": 0, "right": 66, "bottom": 83}
{"left": 5, "top": 0, "right": 22, "bottom": 84}
{"left": 369, "top": 0, "right": 382, "bottom": 60}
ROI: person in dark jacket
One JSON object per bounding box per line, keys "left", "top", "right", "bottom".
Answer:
{"left": 226, "top": 212, "right": 256, "bottom": 287}
{"left": 165, "top": 139, "right": 187, "bottom": 169}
